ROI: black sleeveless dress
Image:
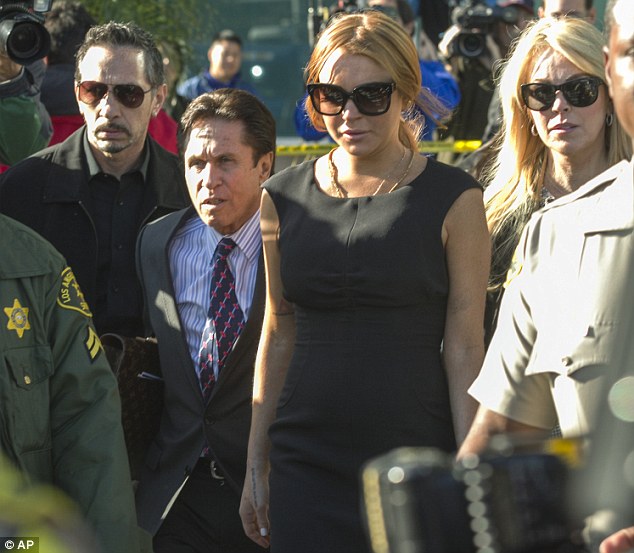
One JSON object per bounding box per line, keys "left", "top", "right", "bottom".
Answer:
{"left": 264, "top": 157, "right": 481, "bottom": 553}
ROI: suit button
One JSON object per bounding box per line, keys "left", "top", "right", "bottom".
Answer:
{"left": 205, "top": 416, "right": 214, "bottom": 425}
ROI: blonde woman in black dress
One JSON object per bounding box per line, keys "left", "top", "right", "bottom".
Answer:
{"left": 240, "top": 10, "right": 490, "bottom": 553}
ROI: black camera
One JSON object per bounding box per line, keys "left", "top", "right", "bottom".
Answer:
{"left": 0, "top": 0, "right": 52, "bottom": 64}
{"left": 448, "top": 0, "right": 519, "bottom": 58}
{"left": 362, "top": 445, "right": 588, "bottom": 553}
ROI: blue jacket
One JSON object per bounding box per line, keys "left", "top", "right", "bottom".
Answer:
{"left": 294, "top": 59, "right": 460, "bottom": 142}
{"left": 177, "top": 71, "right": 260, "bottom": 101}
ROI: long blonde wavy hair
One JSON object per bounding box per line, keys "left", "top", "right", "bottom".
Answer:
{"left": 482, "top": 16, "right": 631, "bottom": 292}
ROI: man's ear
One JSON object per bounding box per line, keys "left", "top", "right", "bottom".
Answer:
{"left": 151, "top": 83, "right": 168, "bottom": 117}
{"left": 258, "top": 151, "right": 274, "bottom": 183}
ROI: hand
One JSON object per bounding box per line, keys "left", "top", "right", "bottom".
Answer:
{"left": 0, "top": 52, "right": 21, "bottom": 81}
{"left": 438, "top": 24, "right": 461, "bottom": 60}
{"left": 239, "top": 462, "right": 271, "bottom": 548}
{"left": 600, "top": 527, "right": 634, "bottom": 553}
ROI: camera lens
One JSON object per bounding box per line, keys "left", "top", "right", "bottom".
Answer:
{"left": 6, "top": 20, "right": 50, "bottom": 63}
{"left": 0, "top": 15, "right": 51, "bottom": 64}
{"left": 458, "top": 32, "right": 485, "bottom": 58}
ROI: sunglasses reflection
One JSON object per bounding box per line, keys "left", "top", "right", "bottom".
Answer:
{"left": 77, "top": 81, "right": 153, "bottom": 109}
{"left": 307, "top": 81, "right": 396, "bottom": 116}
{"left": 521, "top": 76, "right": 603, "bottom": 112}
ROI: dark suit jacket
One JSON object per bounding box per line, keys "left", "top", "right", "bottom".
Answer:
{"left": 134, "top": 207, "right": 265, "bottom": 535}
{"left": 0, "top": 126, "right": 189, "bottom": 335}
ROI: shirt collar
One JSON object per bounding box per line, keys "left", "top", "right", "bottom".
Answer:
{"left": 211, "top": 209, "right": 262, "bottom": 263}
{"left": 83, "top": 132, "right": 150, "bottom": 179}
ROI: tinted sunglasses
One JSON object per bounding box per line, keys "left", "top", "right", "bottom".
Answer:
{"left": 307, "top": 81, "right": 396, "bottom": 116}
{"left": 77, "top": 81, "right": 153, "bottom": 109}
{"left": 520, "top": 76, "right": 603, "bottom": 112}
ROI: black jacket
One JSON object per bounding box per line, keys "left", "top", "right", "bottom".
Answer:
{"left": 0, "top": 127, "right": 190, "bottom": 335}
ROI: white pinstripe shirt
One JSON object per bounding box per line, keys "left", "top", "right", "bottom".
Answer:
{"left": 168, "top": 211, "right": 262, "bottom": 377}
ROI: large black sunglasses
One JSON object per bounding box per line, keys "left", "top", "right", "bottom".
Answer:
{"left": 77, "top": 81, "right": 153, "bottom": 109}
{"left": 307, "top": 81, "right": 396, "bottom": 116}
{"left": 520, "top": 76, "right": 604, "bottom": 112}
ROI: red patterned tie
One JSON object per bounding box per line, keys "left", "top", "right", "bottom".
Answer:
{"left": 198, "top": 238, "right": 245, "bottom": 403}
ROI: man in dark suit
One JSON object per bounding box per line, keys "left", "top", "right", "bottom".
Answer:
{"left": 135, "top": 89, "right": 275, "bottom": 553}
{"left": 0, "top": 21, "right": 189, "bottom": 337}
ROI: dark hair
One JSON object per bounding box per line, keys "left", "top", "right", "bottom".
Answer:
{"left": 179, "top": 88, "right": 276, "bottom": 166}
{"left": 45, "top": 1, "right": 95, "bottom": 65}
{"left": 74, "top": 21, "right": 165, "bottom": 88}
{"left": 211, "top": 29, "right": 242, "bottom": 49}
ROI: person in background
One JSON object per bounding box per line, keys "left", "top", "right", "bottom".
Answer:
{"left": 0, "top": 211, "right": 140, "bottom": 552}
{"left": 458, "top": 0, "right": 598, "bottom": 176}
{"left": 178, "top": 29, "right": 259, "bottom": 103}
{"left": 41, "top": 0, "right": 95, "bottom": 146}
{"left": 440, "top": 0, "right": 535, "bottom": 146}
{"left": 480, "top": 16, "right": 630, "bottom": 344}
{"left": 0, "top": 21, "right": 190, "bottom": 337}
{"left": 458, "top": 0, "right": 634, "bottom": 485}
{"left": 158, "top": 38, "right": 189, "bottom": 122}
{"left": 240, "top": 10, "right": 489, "bottom": 553}
{"left": 0, "top": 55, "right": 52, "bottom": 169}
{"left": 538, "top": 0, "right": 595, "bottom": 22}
{"left": 135, "top": 88, "right": 273, "bottom": 553}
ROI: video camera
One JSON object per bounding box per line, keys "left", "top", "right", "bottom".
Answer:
{"left": 447, "top": 0, "right": 520, "bottom": 58}
{"left": 362, "top": 443, "right": 589, "bottom": 553}
{"left": 0, "top": 0, "right": 51, "bottom": 64}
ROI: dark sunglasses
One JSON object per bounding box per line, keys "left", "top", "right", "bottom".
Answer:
{"left": 520, "top": 76, "right": 603, "bottom": 112}
{"left": 307, "top": 81, "right": 396, "bottom": 116}
{"left": 77, "top": 81, "right": 153, "bottom": 109}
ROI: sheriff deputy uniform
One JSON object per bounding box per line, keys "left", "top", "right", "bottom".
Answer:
{"left": 0, "top": 213, "right": 140, "bottom": 552}
{"left": 470, "top": 159, "right": 634, "bottom": 438}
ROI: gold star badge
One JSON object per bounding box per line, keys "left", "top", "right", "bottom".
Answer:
{"left": 4, "top": 298, "right": 31, "bottom": 338}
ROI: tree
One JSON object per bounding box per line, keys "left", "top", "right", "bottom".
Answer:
{"left": 78, "top": 0, "right": 217, "bottom": 66}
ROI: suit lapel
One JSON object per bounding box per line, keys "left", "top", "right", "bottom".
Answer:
{"left": 146, "top": 207, "right": 206, "bottom": 401}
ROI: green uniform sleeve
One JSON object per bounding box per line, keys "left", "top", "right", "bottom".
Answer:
{"left": 46, "top": 266, "right": 141, "bottom": 553}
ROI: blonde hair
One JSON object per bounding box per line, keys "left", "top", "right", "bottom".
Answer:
{"left": 303, "top": 9, "right": 449, "bottom": 150}
{"left": 483, "top": 16, "right": 631, "bottom": 292}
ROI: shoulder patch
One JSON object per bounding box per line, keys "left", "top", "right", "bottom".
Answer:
{"left": 57, "top": 268, "right": 92, "bottom": 317}
{"left": 85, "top": 326, "right": 103, "bottom": 361}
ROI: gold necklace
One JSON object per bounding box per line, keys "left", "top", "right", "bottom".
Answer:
{"left": 327, "top": 147, "right": 409, "bottom": 198}
{"left": 386, "top": 149, "right": 415, "bottom": 194}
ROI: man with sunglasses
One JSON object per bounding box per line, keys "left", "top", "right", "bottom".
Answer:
{"left": 459, "top": 0, "right": 634, "bottom": 531}
{"left": 0, "top": 21, "right": 189, "bottom": 338}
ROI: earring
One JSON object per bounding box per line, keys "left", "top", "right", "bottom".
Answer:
{"left": 605, "top": 113, "right": 614, "bottom": 127}
{"left": 530, "top": 124, "right": 538, "bottom": 136}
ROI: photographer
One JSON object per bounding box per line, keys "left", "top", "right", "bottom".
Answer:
{"left": 439, "top": 0, "right": 535, "bottom": 146}
{"left": 0, "top": 0, "right": 53, "bottom": 168}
